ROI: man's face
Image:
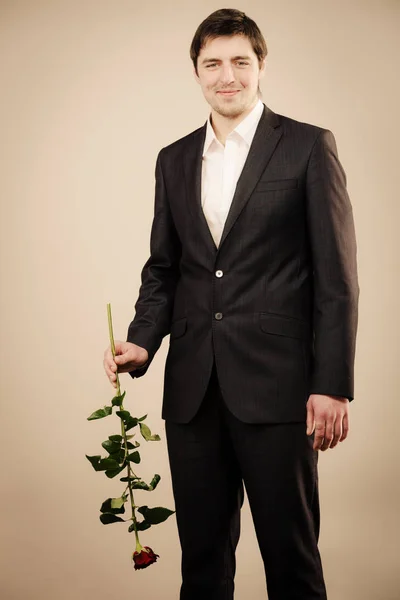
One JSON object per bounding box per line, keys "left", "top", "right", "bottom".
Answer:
{"left": 194, "top": 34, "right": 266, "bottom": 119}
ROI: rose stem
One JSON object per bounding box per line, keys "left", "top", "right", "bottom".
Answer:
{"left": 107, "top": 303, "right": 142, "bottom": 551}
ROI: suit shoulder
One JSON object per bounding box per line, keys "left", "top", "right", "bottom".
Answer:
{"left": 275, "top": 112, "right": 342, "bottom": 166}
{"left": 277, "top": 112, "right": 331, "bottom": 143}
{"left": 160, "top": 124, "right": 205, "bottom": 158}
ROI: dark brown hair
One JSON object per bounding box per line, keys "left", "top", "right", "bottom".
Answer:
{"left": 190, "top": 8, "right": 268, "bottom": 75}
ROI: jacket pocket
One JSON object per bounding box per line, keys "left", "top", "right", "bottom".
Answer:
{"left": 254, "top": 178, "right": 298, "bottom": 192}
{"left": 170, "top": 316, "right": 187, "bottom": 339}
{"left": 259, "top": 312, "right": 309, "bottom": 340}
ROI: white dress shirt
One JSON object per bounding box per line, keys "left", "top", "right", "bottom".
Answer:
{"left": 201, "top": 98, "right": 264, "bottom": 248}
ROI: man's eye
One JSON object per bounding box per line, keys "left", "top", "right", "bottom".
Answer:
{"left": 205, "top": 61, "right": 248, "bottom": 68}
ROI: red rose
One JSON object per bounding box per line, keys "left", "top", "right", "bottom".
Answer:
{"left": 132, "top": 546, "right": 160, "bottom": 570}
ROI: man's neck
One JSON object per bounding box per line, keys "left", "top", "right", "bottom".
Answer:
{"left": 210, "top": 96, "right": 260, "bottom": 146}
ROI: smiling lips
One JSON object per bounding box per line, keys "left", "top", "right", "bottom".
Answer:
{"left": 217, "top": 90, "right": 240, "bottom": 96}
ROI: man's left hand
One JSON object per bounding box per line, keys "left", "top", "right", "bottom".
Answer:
{"left": 306, "top": 394, "right": 350, "bottom": 451}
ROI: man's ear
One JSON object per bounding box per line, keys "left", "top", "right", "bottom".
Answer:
{"left": 193, "top": 67, "right": 200, "bottom": 84}
{"left": 258, "top": 58, "right": 267, "bottom": 82}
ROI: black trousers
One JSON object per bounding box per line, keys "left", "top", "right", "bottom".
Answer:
{"left": 165, "top": 359, "right": 327, "bottom": 600}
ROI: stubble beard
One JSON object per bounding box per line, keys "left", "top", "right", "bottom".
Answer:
{"left": 210, "top": 89, "right": 259, "bottom": 120}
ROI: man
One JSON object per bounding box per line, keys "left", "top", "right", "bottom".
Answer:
{"left": 103, "top": 8, "right": 359, "bottom": 600}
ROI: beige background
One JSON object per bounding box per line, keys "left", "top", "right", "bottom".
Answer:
{"left": 1, "top": 0, "right": 399, "bottom": 598}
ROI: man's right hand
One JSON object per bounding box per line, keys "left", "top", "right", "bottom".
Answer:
{"left": 103, "top": 341, "right": 149, "bottom": 389}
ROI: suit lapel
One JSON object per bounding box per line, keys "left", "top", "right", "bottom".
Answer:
{"left": 183, "top": 124, "right": 217, "bottom": 256}
{"left": 183, "top": 103, "right": 282, "bottom": 257}
{"left": 218, "top": 105, "right": 282, "bottom": 251}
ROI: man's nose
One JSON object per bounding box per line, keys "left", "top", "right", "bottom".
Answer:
{"left": 219, "top": 64, "right": 235, "bottom": 85}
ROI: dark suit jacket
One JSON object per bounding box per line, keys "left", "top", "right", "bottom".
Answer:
{"left": 126, "top": 103, "right": 360, "bottom": 424}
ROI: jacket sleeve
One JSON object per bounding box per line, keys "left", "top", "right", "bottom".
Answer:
{"left": 126, "top": 148, "right": 182, "bottom": 379}
{"left": 305, "top": 129, "right": 360, "bottom": 401}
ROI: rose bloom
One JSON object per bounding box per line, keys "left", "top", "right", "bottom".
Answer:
{"left": 132, "top": 546, "right": 160, "bottom": 570}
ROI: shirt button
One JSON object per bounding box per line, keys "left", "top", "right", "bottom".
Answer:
{"left": 215, "top": 270, "right": 223, "bottom": 278}
{"left": 214, "top": 312, "right": 223, "bottom": 320}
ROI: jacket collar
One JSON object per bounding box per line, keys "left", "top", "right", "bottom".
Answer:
{"left": 183, "top": 103, "right": 282, "bottom": 258}
{"left": 202, "top": 97, "right": 264, "bottom": 156}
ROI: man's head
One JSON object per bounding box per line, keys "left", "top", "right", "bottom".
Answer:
{"left": 190, "top": 9, "right": 267, "bottom": 119}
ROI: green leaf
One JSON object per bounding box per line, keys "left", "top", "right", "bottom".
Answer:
{"left": 98, "top": 458, "right": 120, "bottom": 470}
{"left": 102, "top": 440, "right": 121, "bottom": 454}
{"left": 128, "top": 521, "right": 151, "bottom": 532}
{"left": 108, "top": 448, "right": 125, "bottom": 463}
{"left": 139, "top": 422, "right": 161, "bottom": 442}
{"left": 109, "top": 434, "right": 123, "bottom": 442}
{"left": 136, "top": 520, "right": 152, "bottom": 531}
{"left": 100, "top": 497, "right": 126, "bottom": 514}
{"left": 120, "top": 475, "right": 139, "bottom": 482}
{"left": 128, "top": 520, "right": 152, "bottom": 532}
{"left": 131, "top": 474, "right": 161, "bottom": 491}
{"left": 111, "top": 496, "right": 127, "bottom": 510}
{"left": 86, "top": 454, "right": 102, "bottom": 470}
{"left": 86, "top": 454, "right": 125, "bottom": 474}
{"left": 100, "top": 513, "right": 125, "bottom": 524}
{"left": 126, "top": 441, "right": 140, "bottom": 449}
{"left": 87, "top": 406, "right": 112, "bottom": 420}
{"left": 105, "top": 465, "right": 126, "bottom": 478}
{"left": 137, "top": 414, "right": 147, "bottom": 422}
{"left": 115, "top": 411, "right": 139, "bottom": 431}
{"left": 127, "top": 451, "right": 141, "bottom": 464}
{"left": 116, "top": 409, "right": 131, "bottom": 420}
{"left": 148, "top": 474, "right": 161, "bottom": 490}
{"left": 111, "top": 391, "right": 126, "bottom": 406}
{"left": 125, "top": 417, "right": 139, "bottom": 432}
{"left": 137, "top": 505, "right": 175, "bottom": 524}
{"left": 130, "top": 480, "right": 150, "bottom": 490}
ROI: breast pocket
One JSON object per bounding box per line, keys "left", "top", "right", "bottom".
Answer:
{"left": 254, "top": 178, "right": 298, "bottom": 193}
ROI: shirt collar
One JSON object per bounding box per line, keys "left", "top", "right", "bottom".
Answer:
{"left": 202, "top": 98, "right": 264, "bottom": 157}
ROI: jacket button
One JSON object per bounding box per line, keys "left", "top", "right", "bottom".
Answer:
{"left": 214, "top": 312, "right": 223, "bottom": 320}
{"left": 215, "top": 270, "right": 223, "bottom": 278}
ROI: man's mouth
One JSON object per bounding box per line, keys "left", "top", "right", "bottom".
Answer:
{"left": 217, "top": 90, "right": 240, "bottom": 96}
